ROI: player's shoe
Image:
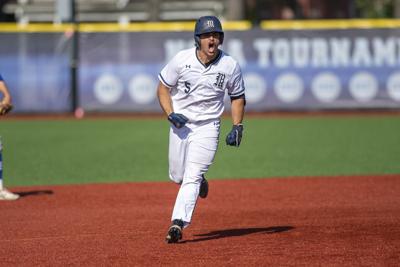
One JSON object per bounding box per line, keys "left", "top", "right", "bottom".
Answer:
{"left": 199, "top": 175, "right": 208, "bottom": 199}
{"left": 0, "top": 188, "right": 20, "bottom": 200}
{"left": 166, "top": 219, "right": 184, "bottom": 243}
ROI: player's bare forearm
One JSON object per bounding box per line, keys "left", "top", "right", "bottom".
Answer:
{"left": 230, "top": 97, "right": 245, "bottom": 125}
{"left": 157, "top": 82, "right": 173, "bottom": 116}
{"left": 0, "top": 81, "right": 12, "bottom": 105}
{"left": 0, "top": 81, "right": 13, "bottom": 115}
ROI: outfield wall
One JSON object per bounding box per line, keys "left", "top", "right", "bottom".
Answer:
{"left": 0, "top": 20, "right": 400, "bottom": 113}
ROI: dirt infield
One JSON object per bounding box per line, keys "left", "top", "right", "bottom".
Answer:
{"left": 1, "top": 175, "right": 399, "bottom": 266}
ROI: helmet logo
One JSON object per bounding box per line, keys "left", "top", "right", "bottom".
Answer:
{"left": 194, "top": 16, "right": 224, "bottom": 47}
{"left": 206, "top": 20, "right": 215, "bottom": 28}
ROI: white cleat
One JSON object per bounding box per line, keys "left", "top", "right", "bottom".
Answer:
{"left": 0, "top": 188, "right": 20, "bottom": 200}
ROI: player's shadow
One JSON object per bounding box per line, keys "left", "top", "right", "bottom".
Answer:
{"left": 15, "top": 190, "right": 54, "bottom": 198}
{"left": 185, "top": 226, "right": 294, "bottom": 243}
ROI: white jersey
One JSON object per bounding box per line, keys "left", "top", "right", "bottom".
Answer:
{"left": 159, "top": 47, "right": 245, "bottom": 123}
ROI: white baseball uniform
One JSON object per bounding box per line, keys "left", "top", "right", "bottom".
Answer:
{"left": 159, "top": 47, "right": 245, "bottom": 226}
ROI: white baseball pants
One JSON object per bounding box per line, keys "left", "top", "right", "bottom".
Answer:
{"left": 168, "top": 119, "right": 220, "bottom": 227}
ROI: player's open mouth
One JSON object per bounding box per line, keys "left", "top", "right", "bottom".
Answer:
{"left": 208, "top": 43, "right": 216, "bottom": 52}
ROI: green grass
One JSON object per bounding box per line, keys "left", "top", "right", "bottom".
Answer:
{"left": 1, "top": 115, "right": 400, "bottom": 187}
{"left": 213, "top": 116, "right": 400, "bottom": 178}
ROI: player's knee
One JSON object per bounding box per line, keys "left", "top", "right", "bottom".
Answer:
{"left": 169, "top": 172, "right": 183, "bottom": 184}
{"left": 181, "top": 173, "right": 203, "bottom": 185}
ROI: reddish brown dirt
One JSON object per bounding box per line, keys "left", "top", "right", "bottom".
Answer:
{"left": 1, "top": 175, "right": 400, "bottom": 266}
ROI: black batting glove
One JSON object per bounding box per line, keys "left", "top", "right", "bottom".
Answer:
{"left": 226, "top": 124, "right": 243, "bottom": 147}
{"left": 168, "top": 112, "right": 189, "bottom": 129}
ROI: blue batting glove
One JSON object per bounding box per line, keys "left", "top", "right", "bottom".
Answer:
{"left": 168, "top": 112, "right": 189, "bottom": 129}
{"left": 226, "top": 124, "right": 243, "bottom": 147}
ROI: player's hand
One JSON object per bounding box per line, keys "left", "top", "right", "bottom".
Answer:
{"left": 168, "top": 112, "right": 189, "bottom": 129}
{"left": 0, "top": 102, "right": 13, "bottom": 116}
{"left": 226, "top": 124, "right": 243, "bottom": 147}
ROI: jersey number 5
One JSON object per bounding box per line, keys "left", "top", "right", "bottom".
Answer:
{"left": 184, "top": 81, "right": 191, "bottom": 93}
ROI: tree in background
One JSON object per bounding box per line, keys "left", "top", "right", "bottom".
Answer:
{"left": 355, "top": 0, "right": 396, "bottom": 18}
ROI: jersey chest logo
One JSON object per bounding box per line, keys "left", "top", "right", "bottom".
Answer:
{"left": 214, "top": 72, "right": 226, "bottom": 89}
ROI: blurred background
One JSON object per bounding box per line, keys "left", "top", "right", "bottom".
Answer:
{"left": 1, "top": 0, "right": 400, "bottom": 23}
{"left": 0, "top": 0, "right": 400, "bottom": 114}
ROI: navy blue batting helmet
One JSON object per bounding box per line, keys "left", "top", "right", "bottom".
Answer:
{"left": 194, "top": 16, "right": 224, "bottom": 48}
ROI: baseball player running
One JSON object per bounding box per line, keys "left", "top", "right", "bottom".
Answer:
{"left": 0, "top": 74, "right": 19, "bottom": 200}
{"left": 157, "top": 16, "right": 246, "bottom": 243}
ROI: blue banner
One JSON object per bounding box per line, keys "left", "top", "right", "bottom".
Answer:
{"left": 1, "top": 24, "right": 400, "bottom": 113}
{"left": 0, "top": 33, "right": 71, "bottom": 112}
{"left": 79, "top": 28, "right": 400, "bottom": 112}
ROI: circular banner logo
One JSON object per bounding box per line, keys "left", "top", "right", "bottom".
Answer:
{"left": 243, "top": 73, "right": 266, "bottom": 104}
{"left": 387, "top": 71, "right": 400, "bottom": 101}
{"left": 274, "top": 73, "right": 304, "bottom": 103}
{"left": 349, "top": 72, "right": 378, "bottom": 102}
{"left": 311, "top": 72, "right": 341, "bottom": 102}
{"left": 128, "top": 74, "right": 157, "bottom": 104}
{"left": 94, "top": 74, "right": 124, "bottom": 105}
